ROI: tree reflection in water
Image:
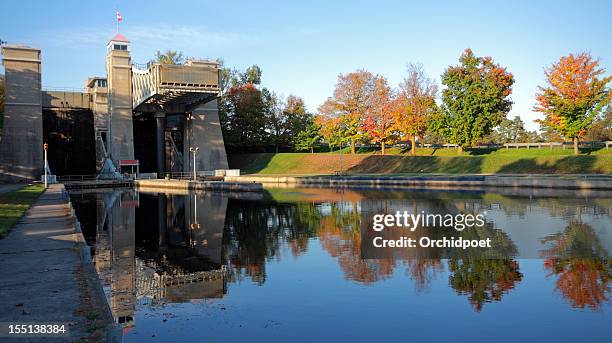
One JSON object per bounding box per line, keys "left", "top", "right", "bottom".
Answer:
{"left": 448, "top": 259, "right": 522, "bottom": 311}
{"left": 163, "top": 190, "right": 611, "bottom": 312}
{"left": 541, "top": 218, "right": 611, "bottom": 310}
{"left": 317, "top": 202, "right": 395, "bottom": 284}
{"left": 71, "top": 187, "right": 611, "bottom": 321}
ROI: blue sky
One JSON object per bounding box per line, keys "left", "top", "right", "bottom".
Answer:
{"left": 2, "top": 0, "right": 610, "bottom": 130}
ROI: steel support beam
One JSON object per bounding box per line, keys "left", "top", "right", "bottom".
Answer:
{"left": 155, "top": 112, "right": 166, "bottom": 176}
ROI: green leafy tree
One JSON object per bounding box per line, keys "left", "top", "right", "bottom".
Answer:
{"left": 294, "top": 121, "right": 320, "bottom": 153}
{"left": 486, "top": 116, "right": 529, "bottom": 144}
{"left": 284, "top": 95, "right": 311, "bottom": 138}
{"left": 242, "top": 65, "right": 262, "bottom": 85}
{"left": 153, "top": 50, "right": 185, "bottom": 64}
{"left": 439, "top": 49, "right": 515, "bottom": 154}
{"left": 499, "top": 116, "right": 527, "bottom": 143}
{"left": 267, "top": 94, "right": 314, "bottom": 152}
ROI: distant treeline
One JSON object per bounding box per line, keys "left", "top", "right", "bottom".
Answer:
{"left": 163, "top": 49, "right": 612, "bottom": 155}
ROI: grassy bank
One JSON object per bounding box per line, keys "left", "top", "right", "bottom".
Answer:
{"left": 0, "top": 184, "right": 45, "bottom": 238}
{"left": 228, "top": 148, "right": 612, "bottom": 175}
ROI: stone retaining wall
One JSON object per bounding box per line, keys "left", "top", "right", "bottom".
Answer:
{"left": 224, "top": 175, "right": 612, "bottom": 190}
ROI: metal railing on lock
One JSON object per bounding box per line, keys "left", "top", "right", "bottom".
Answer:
{"left": 131, "top": 62, "right": 152, "bottom": 70}
{"left": 57, "top": 173, "right": 133, "bottom": 182}
{"left": 56, "top": 174, "right": 99, "bottom": 182}
{"left": 165, "top": 171, "right": 216, "bottom": 180}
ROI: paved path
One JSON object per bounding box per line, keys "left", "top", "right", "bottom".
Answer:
{"left": 0, "top": 184, "right": 115, "bottom": 342}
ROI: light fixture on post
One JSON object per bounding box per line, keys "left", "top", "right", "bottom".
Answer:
{"left": 43, "top": 143, "right": 49, "bottom": 188}
{"left": 186, "top": 113, "right": 194, "bottom": 173}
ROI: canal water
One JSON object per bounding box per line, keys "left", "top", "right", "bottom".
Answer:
{"left": 68, "top": 187, "right": 612, "bottom": 342}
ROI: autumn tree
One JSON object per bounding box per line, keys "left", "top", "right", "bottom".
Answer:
{"left": 392, "top": 63, "right": 438, "bottom": 155}
{"left": 219, "top": 64, "right": 268, "bottom": 152}
{"left": 319, "top": 70, "right": 377, "bottom": 154}
{"left": 534, "top": 52, "right": 612, "bottom": 154}
{"left": 363, "top": 75, "right": 395, "bottom": 154}
{"left": 220, "top": 83, "right": 270, "bottom": 151}
{"left": 315, "top": 115, "right": 345, "bottom": 150}
{"left": 436, "top": 49, "right": 514, "bottom": 154}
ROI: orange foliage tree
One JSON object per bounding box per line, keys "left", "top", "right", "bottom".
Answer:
{"left": 314, "top": 114, "right": 344, "bottom": 150}
{"left": 534, "top": 52, "right": 612, "bottom": 154}
{"left": 363, "top": 75, "right": 395, "bottom": 154}
{"left": 318, "top": 70, "right": 377, "bottom": 154}
{"left": 392, "top": 63, "right": 438, "bottom": 155}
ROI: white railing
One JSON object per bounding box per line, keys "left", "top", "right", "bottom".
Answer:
{"left": 131, "top": 62, "right": 220, "bottom": 109}
{"left": 131, "top": 64, "right": 159, "bottom": 109}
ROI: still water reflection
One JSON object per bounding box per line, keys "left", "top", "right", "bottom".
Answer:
{"left": 69, "top": 187, "right": 612, "bottom": 342}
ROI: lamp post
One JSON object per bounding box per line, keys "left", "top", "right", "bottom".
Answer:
{"left": 186, "top": 113, "right": 194, "bottom": 173}
{"left": 189, "top": 147, "right": 199, "bottom": 182}
{"left": 43, "top": 143, "right": 48, "bottom": 188}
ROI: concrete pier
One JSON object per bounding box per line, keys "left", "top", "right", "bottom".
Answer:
{"left": 135, "top": 179, "right": 263, "bottom": 192}
{"left": 0, "top": 184, "right": 118, "bottom": 341}
{"left": 0, "top": 46, "right": 43, "bottom": 182}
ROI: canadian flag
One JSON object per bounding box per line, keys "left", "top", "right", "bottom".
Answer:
{"left": 116, "top": 11, "right": 123, "bottom": 23}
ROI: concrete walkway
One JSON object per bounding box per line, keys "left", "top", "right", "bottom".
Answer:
{"left": 0, "top": 184, "right": 115, "bottom": 342}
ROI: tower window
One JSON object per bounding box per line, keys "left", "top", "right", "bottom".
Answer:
{"left": 113, "top": 44, "right": 128, "bottom": 51}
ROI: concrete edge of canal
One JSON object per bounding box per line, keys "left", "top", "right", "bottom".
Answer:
{"left": 66, "top": 188, "right": 124, "bottom": 342}
{"left": 0, "top": 184, "right": 122, "bottom": 342}
{"left": 224, "top": 174, "right": 612, "bottom": 190}
{"left": 135, "top": 179, "right": 264, "bottom": 192}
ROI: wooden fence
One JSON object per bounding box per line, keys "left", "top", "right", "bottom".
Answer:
{"left": 420, "top": 141, "right": 612, "bottom": 149}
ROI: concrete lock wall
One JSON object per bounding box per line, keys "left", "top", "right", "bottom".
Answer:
{"left": 186, "top": 99, "right": 229, "bottom": 172}
{"left": 0, "top": 46, "right": 43, "bottom": 181}
{"left": 42, "top": 91, "right": 91, "bottom": 109}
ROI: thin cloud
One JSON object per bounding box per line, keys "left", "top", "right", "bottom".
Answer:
{"left": 40, "top": 24, "right": 255, "bottom": 49}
